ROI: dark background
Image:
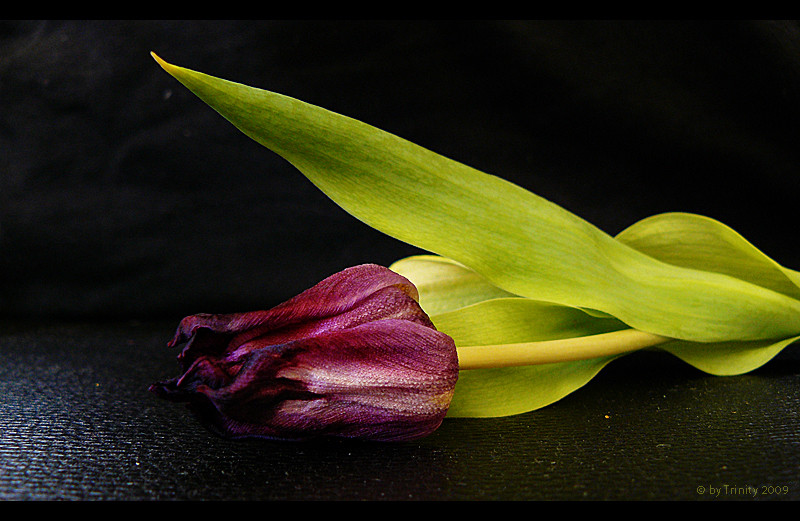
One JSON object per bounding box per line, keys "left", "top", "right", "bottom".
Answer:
{"left": 5, "top": 19, "right": 800, "bottom": 319}
{"left": 2, "top": 20, "right": 800, "bottom": 501}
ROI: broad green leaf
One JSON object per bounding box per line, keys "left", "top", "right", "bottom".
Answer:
{"left": 658, "top": 336, "right": 800, "bottom": 376}
{"left": 432, "top": 298, "right": 627, "bottom": 345}
{"left": 151, "top": 54, "right": 800, "bottom": 344}
{"left": 447, "top": 358, "right": 619, "bottom": 418}
{"left": 422, "top": 211, "right": 800, "bottom": 382}
{"left": 616, "top": 212, "right": 800, "bottom": 300}
{"left": 392, "top": 253, "right": 616, "bottom": 319}
{"left": 391, "top": 255, "right": 659, "bottom": 417}
{"left": 426, "top": 265, "right": 798, "bottom": 415}
{"left": 392, "top": 228, "right": 800, "bottom": 378}
{"left": 613, "top": 212, "right": 800, "bottom": 374}
{"left": 389, "top": 255, "right": 518, "bottom": 316}
{"left": 431, "top": 298, "right": 625, "bottom": 417}
{"left": 394, "top": 214, "right": 800, "bottom": 416}
{"left": 390, "top": 254, "right": 633, "bottom": 417}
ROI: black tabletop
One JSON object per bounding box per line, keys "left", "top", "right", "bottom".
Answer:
{"left": 2, "top": 318, "right": 798, "bottom": 501}
{"left": 3, "top": 20, "right": 800, "bottom": 501}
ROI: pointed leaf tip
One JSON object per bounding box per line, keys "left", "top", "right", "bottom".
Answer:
{"left": 151, "top": 52, "right": 178, "bottom": 75}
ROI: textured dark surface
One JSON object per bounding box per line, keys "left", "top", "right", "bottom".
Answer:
{"left": 1, "top": 319, "right": 799, "bottom": 500}
{"left": 3, "top": 20, "right": 800, "bottom": 500}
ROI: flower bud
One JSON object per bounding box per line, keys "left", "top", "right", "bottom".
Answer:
{"left": 149, "top": 264, "right": 459, "bottom": 441}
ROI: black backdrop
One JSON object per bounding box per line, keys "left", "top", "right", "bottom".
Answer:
{"left": 2, "top": 20, "right": 800, "bottom": 501}
{"left": 4, "top": 20, "right": 800, "bottom": 318}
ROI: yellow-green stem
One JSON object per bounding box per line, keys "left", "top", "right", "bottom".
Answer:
{"left": 456, "top": 329, "right": 671, "bottom": 370}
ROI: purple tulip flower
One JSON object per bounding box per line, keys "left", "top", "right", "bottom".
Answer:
{"left": 149, "top": 264, "right": 459, "bottom": 441}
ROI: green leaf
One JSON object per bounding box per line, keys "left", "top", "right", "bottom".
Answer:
{"left": 390, "top": 258, "right": 632, "bottom": 417}
{"left": 431, "top": 297, "right": 625, "bottom": 417}
{"left": 658, "top": 336, "right": 800, "bottom": 376}
{"left": 151, "top": 53, "right": 800, "bottom": 345}
{"left": 389, "top": 254, "right": 630, "bottom": 417}
{"left": 432, "top": 298, "right": 627, "bottom": 346}
{"left": 448, "top": 358, "right": 619, "bottom": 418}
{"left": 615, "top": 212, "right": 800, "bottom": 375}
{"left": 415, "top": 211, "right": 800, "bottom": 382}
{"left": 616, "top": 212, "right": 800, "bottom": 301}
{"left": 390, "top": 254, "right": 637, "bottom": 417}
{"left": 389, "top": 255, "right": 518, "bottom": 316}
{"left": 407, "top": 261, "right": 798, "bottom": 416}
{"left": 392, "top": 212, "right": 800, "bottom": 415}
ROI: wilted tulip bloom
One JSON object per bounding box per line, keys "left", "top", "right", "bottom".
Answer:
{"left": 149, "top": 264, "right": 459, "bottom": 441}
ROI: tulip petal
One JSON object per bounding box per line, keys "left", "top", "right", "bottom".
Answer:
{"left": 150, "top": 264, "right": 459, "bottom": 441}
{"left": 152, "top": 319, "right": 457, "bottom": 441}
{"left": 168, "top": 264, "right": 432, "bottom": 370}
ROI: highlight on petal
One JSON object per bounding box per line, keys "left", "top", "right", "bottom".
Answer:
{"left": 149, "top": 264, "right": 459, "bottom": 441}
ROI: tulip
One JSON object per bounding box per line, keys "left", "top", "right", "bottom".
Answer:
{"left": 149, "top": 54, "right": 800, "bottom": 427}
{"left": 149, "top": 264, "right": 460, "bottom": 442}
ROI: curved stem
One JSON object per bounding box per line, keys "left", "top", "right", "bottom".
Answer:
{"left": 456, "top": 328, "right": 671, "bottom": 370}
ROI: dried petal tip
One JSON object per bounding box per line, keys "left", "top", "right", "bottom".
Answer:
{"left": 150, "top": 264, "right": 459, "bottom": 441}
